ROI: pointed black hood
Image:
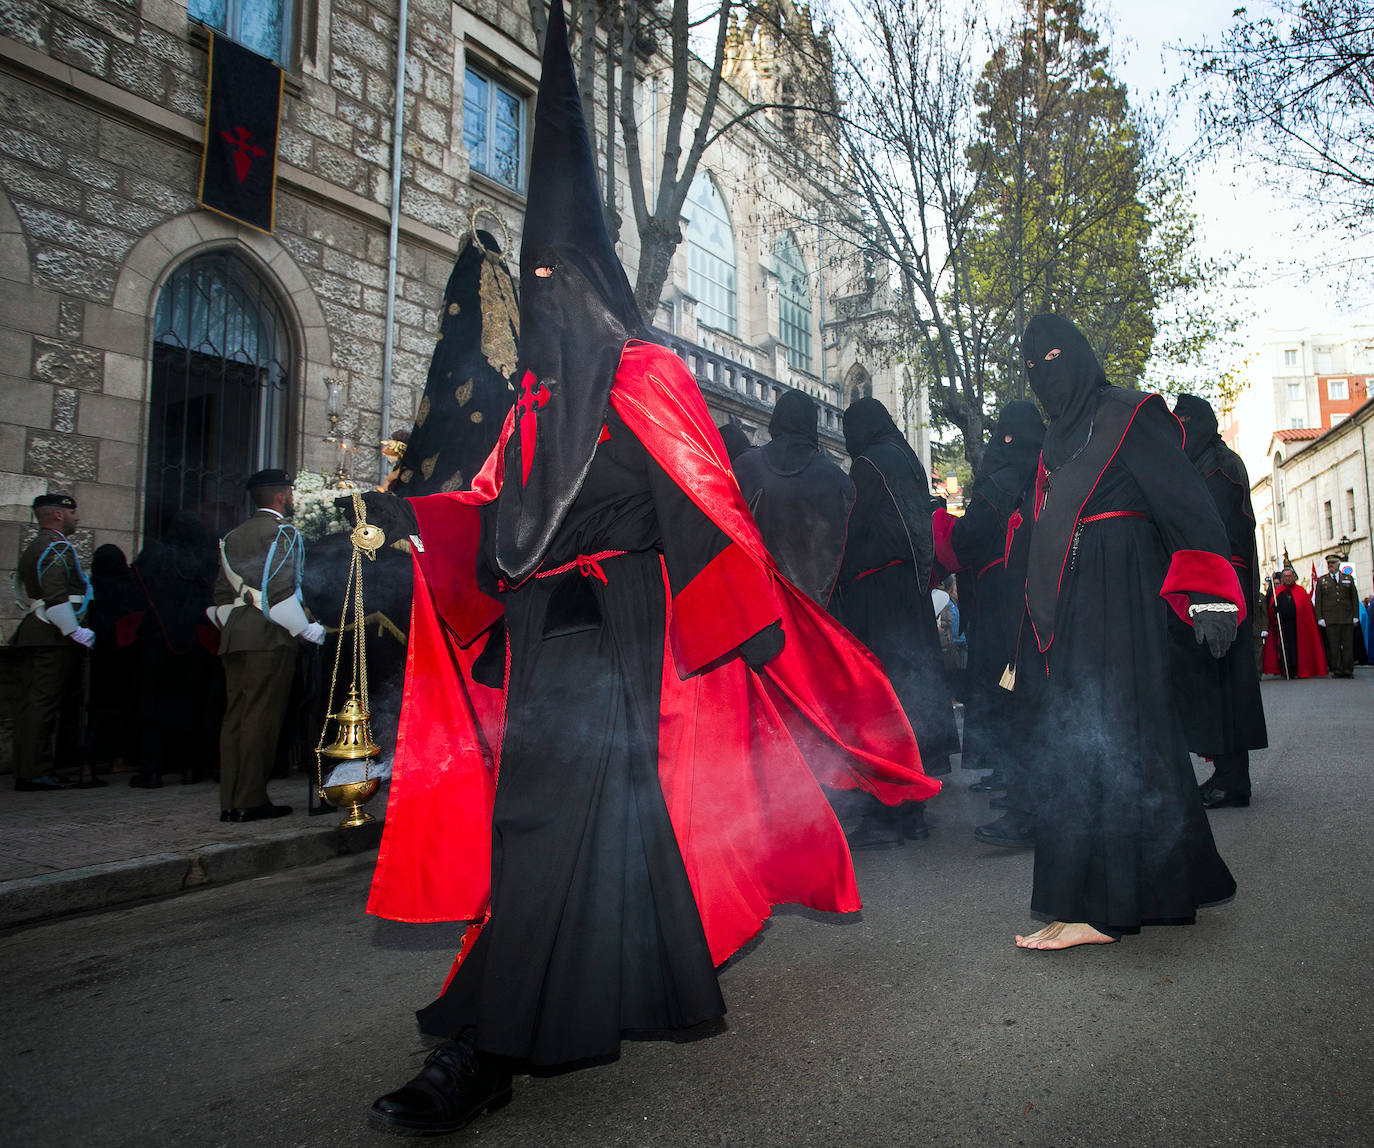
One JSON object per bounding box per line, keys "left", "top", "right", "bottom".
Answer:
{"left": 492, "top": 0, "right": 648, "bottom": 583}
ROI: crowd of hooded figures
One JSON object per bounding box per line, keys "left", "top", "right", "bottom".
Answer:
{"left": 8, "top": 4, "right": 1288, "bottom": 1135}
{"left": 322, "top": 3, "right": 1271, "bottom": 1136}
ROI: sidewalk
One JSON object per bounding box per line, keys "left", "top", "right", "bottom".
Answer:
{"left": 0, "top": 771, "right": 386, "bottom": 930}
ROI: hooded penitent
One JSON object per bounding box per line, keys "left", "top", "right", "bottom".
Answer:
{"left": 394, "top": 229, "right": 519, "bottom": 496}
{"left": 975, "top": 400, "right": 1046, "bottom": 516}
{"left": 842, "top": 397, "right": 933, "bottom": 575}
{"left": 762, "top": 389, "right": 821, "bottom": 474}
{"left": 492, "top": 0, "right": 648, "bottom": 584}
{"left": 1022, "top": 313, "right": 1108, "bottom": 471}
{"left": 1172, "top": 392, "right": 1220, "bottom": 466}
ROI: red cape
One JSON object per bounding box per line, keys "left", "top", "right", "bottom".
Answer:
{"left": 1263, "top": 583, "right": 1328, "bottom": 677}
{"left": 367, "top": 340, "right": 938, "bottom": 966}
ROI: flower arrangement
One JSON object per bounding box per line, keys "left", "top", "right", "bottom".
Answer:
{"left": 293, "top": 470, "right": 354, "bottom": 543}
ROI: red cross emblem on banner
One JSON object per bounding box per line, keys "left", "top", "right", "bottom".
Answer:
{"left": 516, "top": 370, "right": 550, "bottom": 485}
{"left": 221, "top": 125, "right": 266, "bottom": 183}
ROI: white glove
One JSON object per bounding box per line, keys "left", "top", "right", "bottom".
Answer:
{"left": 46, "top": 601, "right": 80, "bottom": 636}
{"left": 268, "top": 595, "right": 311, "bottom": 637}
{"left": 1260, "top": 631, "right": 1268, "bottom": 638}
{"left": 300, "top": 621, "right": 326, "bottom": 645}
{"left": 1318, "top": 618, "right": 1326, "bottom": 627}
{"left": 71, "top": 626, "right": 95, "bottom": 649}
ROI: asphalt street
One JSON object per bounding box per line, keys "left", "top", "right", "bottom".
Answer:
{"left": 4, "top": 672, "right": 1371, "bottom": 1148}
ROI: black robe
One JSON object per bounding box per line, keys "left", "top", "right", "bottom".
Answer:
{"left": 1015, "top": 392, "right": 1236, "bottom": 931}
{"left": 947, "top": 461, "right": 1031, "bottom": 773}
{"left": 834, "top": 441, "right": 960, "bottom": 770}
{"left": 734, "top": 438, "right": 854, "bottom": 607}
{"left": 417, "top": 414, "right": 729, "bottom": 1065}
{"left": 1167, "top": 438, "right": 1268, "bottom": 754}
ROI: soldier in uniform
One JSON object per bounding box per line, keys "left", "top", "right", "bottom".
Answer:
{"left": 1314, "top": 553, "right": 1360, "bottom": 678}
{"left": 210, "top": 469, "right": 325, "bottom": 821}
{"left": 11, "top": 493, "right": 93, "bottom": 790}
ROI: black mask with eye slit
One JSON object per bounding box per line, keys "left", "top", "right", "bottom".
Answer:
{"left": 492, "top": 0, "right": 648, "bottom": 584}
{"left": 1022, "top": 313, "right": 1108, "bottom": 471}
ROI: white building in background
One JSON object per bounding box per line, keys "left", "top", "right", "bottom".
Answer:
{"left": 1250, "top": 399, "right": 1374, "bottom": 591}
{"left": 1221, "top": 325, "right": 1374, "bottom": 479}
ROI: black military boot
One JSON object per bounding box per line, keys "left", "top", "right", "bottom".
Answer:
{"left": 369, "top": 1036, "right": 512, "bottom": 1136}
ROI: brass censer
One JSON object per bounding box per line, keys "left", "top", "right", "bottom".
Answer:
{"left": 316, "top": 491, "right": 387, "bottom": 827}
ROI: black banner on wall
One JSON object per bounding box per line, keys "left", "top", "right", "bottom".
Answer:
{"left": 198, "top": 33, "right": 283, "bottom": 233}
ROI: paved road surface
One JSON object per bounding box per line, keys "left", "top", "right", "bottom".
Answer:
{"left": 3, "top": 673, "right": 1371, "bottom": 1147}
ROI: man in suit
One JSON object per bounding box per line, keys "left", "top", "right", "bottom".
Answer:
{"left": 1314, "top": 553, "right": 1360, "bottom": 678}
{"left": 210, "top": 469, "right": 325, "bottom": 821}
{"left": 11, "top": 493, "right": 93, "bottom": 791}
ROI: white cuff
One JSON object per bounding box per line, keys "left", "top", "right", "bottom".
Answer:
{"left": 46, "top": 602, "right": 79, "bottom": 636}
{"left": 268, "top": 595, "right": 310, "bottom": 636}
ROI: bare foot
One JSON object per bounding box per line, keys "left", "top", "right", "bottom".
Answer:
{"left": 1014, "top": 921, "right": 1117, "bottom": 950}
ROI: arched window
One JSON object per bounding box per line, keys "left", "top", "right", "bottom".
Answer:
{"left": 846, "top": 364, "right": 873, "bottom": 404}
{"left": 685, "top": 172, "right": 737, "bottom": 335}
{"left": 775, "top": 231, "right": 813, "bottom": 372}
{"left": 146, "top": 250, "right": 294, "bottom": 539}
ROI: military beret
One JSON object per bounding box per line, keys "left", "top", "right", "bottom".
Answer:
{"left": 1324, "top": 554, "right": 1341, "bottom": 562}
{"left": 245, "top": 468, "right": 293, "bottom": 489}
{"left": 32, "top": 493, "right": 76, "bottom": 510}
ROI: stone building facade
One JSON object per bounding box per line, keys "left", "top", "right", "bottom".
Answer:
{"left": 0, "top": 0, "right": 915, "bottom": 633}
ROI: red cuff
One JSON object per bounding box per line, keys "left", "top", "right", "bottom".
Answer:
{"left": 932, "top": 507, "right": 961, "bottom": 572}
{"left": 669, "top": 542, "right": 779, "bottom": 676}
{"left": 1159, "top": 549, "right": 1247, "bottom": 624}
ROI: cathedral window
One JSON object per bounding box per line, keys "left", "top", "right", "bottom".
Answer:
{"left": 685, "top": 172, "right": 738, "bottom": 335}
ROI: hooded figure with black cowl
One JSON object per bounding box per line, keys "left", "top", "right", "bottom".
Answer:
{"left": 1168, "top": 394, "right": 1268, "bottom": 809}
{"left": 1006, "top": 314, "right": 1244, "bottom": 951}
{"left": 734, "top": 388, "right": 855, "bottom": 606}
{"left": 357, "top": 3, "right": 937, "bottom": 1135}
{"left": 830, "top": 397, "right": 959, "bottom": 850}
{"left": 932, "top": 401, "right": 1045, "bottom": 846}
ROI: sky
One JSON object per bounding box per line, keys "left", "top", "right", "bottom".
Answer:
{"left": 1105, "top": 0, "right": 1373, "bottom": 338}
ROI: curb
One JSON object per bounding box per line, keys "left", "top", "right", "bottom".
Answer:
{"left": 0, "top": 818, "right": 383, "bottom": 931}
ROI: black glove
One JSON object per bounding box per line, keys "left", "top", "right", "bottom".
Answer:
{"left": 334, "top": 490, "right": 418, "bottom": 543}
{"left": 1192, "top": 610, "right": 1237, "bottom": 659}
{"left": 738, "top": 621, "right": 784, "bottom": 672}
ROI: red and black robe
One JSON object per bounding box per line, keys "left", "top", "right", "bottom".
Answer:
{"left": 367, "top": 341, "right": 937, "bottom": 1065}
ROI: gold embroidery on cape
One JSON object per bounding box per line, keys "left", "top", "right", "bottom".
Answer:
{"left": 447, "top": 302, "right": 460, "bottom": 316}
{"left": 415, "top": 395, "right": 430, "bottom": 427}
{"left": 455, "top": 380, "right": 474, "bottom": 406}
{"left": 440, "top": 470, "right": 465, "bottom": 493}
{"left": 478, "top": 253, "right": 519, "bottom": 380}
{"left": 470, "top": 411, "right": 484, "bottom": 423}
{"left": 420, "top": 453, "right": 439, "bottom": 480}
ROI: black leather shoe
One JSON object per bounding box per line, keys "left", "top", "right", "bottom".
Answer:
{"left": 14, "top": 773, "right": 74, "bottom": 792}
{"left": 1200, "top": 786, "right": 1250, "bottom": 809}
{"left": 223, "top": 802, "right": 293, "bottom": 823}
{"left": 370, "top": 1038, "right": 513, "bottom": 1136}
{"left": 846, "top": 812, "right": 904, "bottom": 850}
{"left": 129, "top": 773, "right": 163, "bottom": 788}
{"left": 974, "top": 813, "right": 1033, "bottom": 848}
{"left": 988, "top": 795, "right": 1010, "bottom": 810}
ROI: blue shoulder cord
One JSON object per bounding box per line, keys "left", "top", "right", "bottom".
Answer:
{"left": 36, "top": 539, "right": 92, "bottom": 620}
{"left": 259, "top": 524, "right": 304, "bottom": 620}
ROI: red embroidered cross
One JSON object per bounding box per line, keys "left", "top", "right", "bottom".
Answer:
{"left": 221, "top": 125, "right": 266, "bottom": 183}
{"left": 516, "top": 370, "right": 550, "bottom": 485}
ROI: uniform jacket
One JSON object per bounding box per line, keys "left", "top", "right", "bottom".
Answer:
{"left": 13, "top": 528, "right": 88, "bottom": 647}
{"left": 1314, "top": 573, "right": 1359, "bottom": 625}
{"left": 213, "top": 510, "right": 304, "bottom": 654}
